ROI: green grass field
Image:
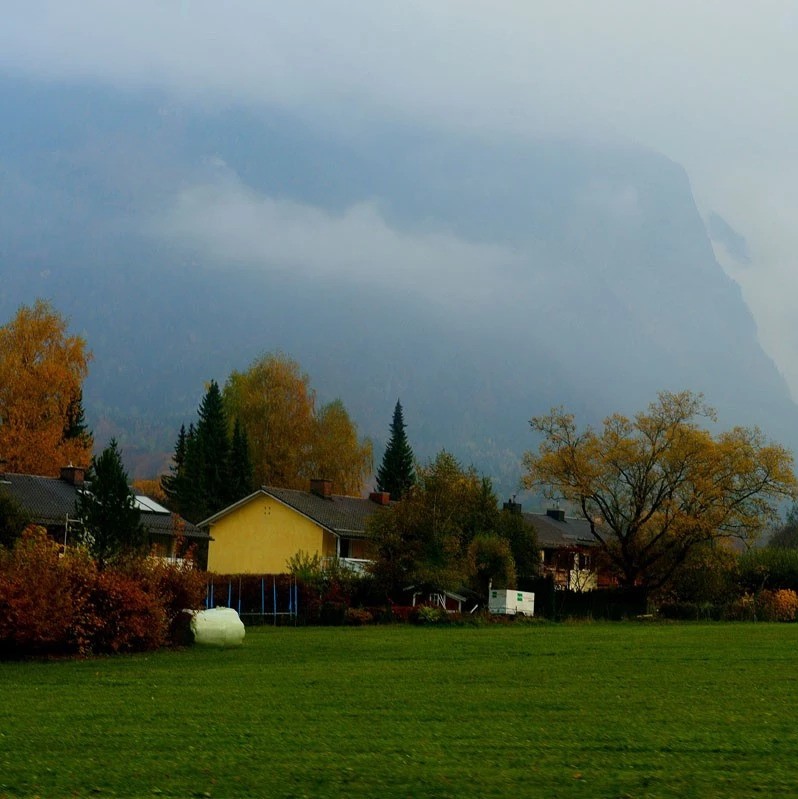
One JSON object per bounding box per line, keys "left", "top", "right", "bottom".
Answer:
{"left": 2, "top": 623, "right": 798, "bottom": 798}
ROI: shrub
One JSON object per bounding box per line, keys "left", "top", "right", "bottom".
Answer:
{"left": 118, "top": 557, "right": 206, "bottom": 643}
{"left": 724, "top": 593, "right": 757, "bottom": 622}
{"left": 756, "top": 589, "right": 798, "bottom": 622}
{"left": 90, "top": 570, "right": 167, "bottom": 653}
{"left": 0, "top": 529, "right": 206, "bottom": 658}
{"left": 344, "top": 607, "right": 374, "bottom": 626}
{"left": 0, "top": 528, "right": 97, "bottom": 657}
{"left": 412, "top": 605, "right": 450, "bottom": 625}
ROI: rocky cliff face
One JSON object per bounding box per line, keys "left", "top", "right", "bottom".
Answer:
{"left": 0, "top": 78, "right": 795, "bottom": 490}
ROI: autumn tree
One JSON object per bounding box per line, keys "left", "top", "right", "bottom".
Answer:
{"left": 76, "top": 439, "right": 146, "bottom": 565}
{"left": 311, "top": 400, "right": 373, "bottom": 496}
{"left": 523, "top": 391, "right": 797, "bottom": 592}
{"left": 223, "top": 353, "right": 316, "bottom": 489}
{"left": 223, "top": 353, "right": 371, "bottom": 493}
{"left": 0, "top": 300, "right": 92, "bottom": 475}
{"left": 376, "top": 400, "right": 416, "bottom": 500}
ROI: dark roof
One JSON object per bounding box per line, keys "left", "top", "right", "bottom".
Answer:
{"left": 200, "top": 486, "right": 388, "bottom": 538}
{"left": 0, "top": 473, "right": 207, "bottom": 540}
{"left": 524, "top": 510, "right": 597, "bottom": 549}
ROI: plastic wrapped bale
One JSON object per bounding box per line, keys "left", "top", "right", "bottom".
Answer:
{"left": 191, "top": 607, "right": 246, "bottom": 647}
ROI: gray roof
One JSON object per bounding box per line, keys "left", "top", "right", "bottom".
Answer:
{"left": 0, "top": 473, "right": 207, "bottom": 540}
{"left": 524, "top": 510, "right": 597, "bottom": 549}
{"left": 200, "top": 486, "right": 388, "bottom": 538}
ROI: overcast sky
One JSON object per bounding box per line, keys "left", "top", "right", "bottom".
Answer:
{"left": 3, "top": 1, "right": 798, "bottom": 392}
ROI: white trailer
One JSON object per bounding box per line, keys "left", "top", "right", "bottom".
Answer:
{"left": 488, "top": 589, "right": 535, "bottom": 616}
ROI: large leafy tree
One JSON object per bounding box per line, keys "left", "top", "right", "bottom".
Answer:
{"left": 0, "top": 300, "right": 92, "bottom": 475}
{"left": 369, "top": 451, "right": 506, "bottom": 596}
{"left": 76, "top": 438, "right": 145, "bottom": 565}
{"left": 524, "top": 391, "right": 797, "bottom": 592}
{"left": 376, "top": 400, "right": 416, "bottom": 500}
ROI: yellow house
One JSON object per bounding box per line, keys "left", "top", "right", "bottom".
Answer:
{"left": 200, "top": 479, "right": 390, "bottom": 574}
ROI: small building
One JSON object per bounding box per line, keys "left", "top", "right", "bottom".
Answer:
{"left": 199, "top": 479, "right": 391, "bottom": 574}
{"left": 0, "top": 466, "right": 208, "bottom": 565}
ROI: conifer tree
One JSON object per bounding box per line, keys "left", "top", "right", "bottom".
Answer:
{"left": 194, "top": 380, "right": 230, "bottom": 518}
{"left": 161, "top": 424, "right": 187, "bottom": 508}
{"left": 162, "top": 385, "right": 255, "bottom": 523}
{"left": 76, "top": 438, "right": 145, "bottom": 565}
{"left": 228, "top": 418, "right": 254, "bottom": 502}
{"left": 376, "top": 400, "right": 416, "bottom": 500}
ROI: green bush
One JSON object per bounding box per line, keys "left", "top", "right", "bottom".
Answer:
{"left": 738, "top": 548, "right": 798, "bottom": 593}
{"left": 412, "top": 605, "right": 450, "bottom": 625}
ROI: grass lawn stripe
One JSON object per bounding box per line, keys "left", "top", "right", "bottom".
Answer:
{"left": 2, "top": 624, "right": 798, "bottom": 798}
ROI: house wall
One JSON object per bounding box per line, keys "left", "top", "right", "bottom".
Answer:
{"left": 207, "top": 494, "right": 337, "bottom": 574}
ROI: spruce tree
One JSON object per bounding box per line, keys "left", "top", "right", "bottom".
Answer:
{"left": 228, "top": 418, "right": 254, "bottom": 502}
{"left": 162, "top": 382, "right": 248, "bottom": 523}
{"left": 76, "top": 438, "right": 145, "bottom": 565}
{"left": 194, "top": 380, "right": 230, "bottom": 518}
{"left": 161, "top": 423, "right": 187, "bottom": 508}
{"left": 62, "top": 390, "right": 91, "bottom": 446}
{"left": 376, "top": 400, "right": 416, "bottom": 500}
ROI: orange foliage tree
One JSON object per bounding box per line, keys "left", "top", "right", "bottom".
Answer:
{"left": 0, "top": 300, "right": 92, "bottom": 475}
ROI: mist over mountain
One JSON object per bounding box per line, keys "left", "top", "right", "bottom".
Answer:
{"left": 1, "top": 77, "right": 795, "bottom": 496}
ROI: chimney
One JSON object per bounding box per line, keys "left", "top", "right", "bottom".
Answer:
{"left": 369, "top": 491, "right": 391, "bottom": 506}
{"left": 310, "top": 478, "right": 333, "bottom": 498}
{"left": 60, "top": 465, "right": 85, "bottom": 486}
{"left": 503, "top": 500, "right": 522, "bottom": 515}
{"left": 546, "top": 508, "right": 566, "bottom": 522}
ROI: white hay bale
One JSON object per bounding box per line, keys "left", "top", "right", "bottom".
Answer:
{"left": 191, "top": 607, "right": 246, "bottom": 647}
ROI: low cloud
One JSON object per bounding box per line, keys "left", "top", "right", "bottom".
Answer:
{"left": 153, "top": 176, "right": 523, "bottom": 309}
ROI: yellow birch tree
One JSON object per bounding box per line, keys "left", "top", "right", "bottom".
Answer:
{"left": 523, "top": 391, "right": 797, "bottom": 591}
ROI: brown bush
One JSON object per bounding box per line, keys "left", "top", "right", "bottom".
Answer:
{"left": 0, "top": 528, "right": 97, "bottom": 656}
{"left": 756, "top": 589, "right": 798, "bottom": 622}
{"left": 0, "top": 529, "right": 206, "bottom": 657}
{"left": 89, "top": 570, "right": 167, "bottom": 653}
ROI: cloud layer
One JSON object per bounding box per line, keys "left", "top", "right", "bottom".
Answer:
{"left": 4, "top": 1, "right": 798, "bottom": 392}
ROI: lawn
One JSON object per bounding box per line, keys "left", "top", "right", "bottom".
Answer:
{"left": 2, "top": 623, "right": 798, "bottom": 798}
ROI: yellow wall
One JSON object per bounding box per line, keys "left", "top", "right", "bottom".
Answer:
{"left": 207, "top": 493, "right": 337, "bottom": 574}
